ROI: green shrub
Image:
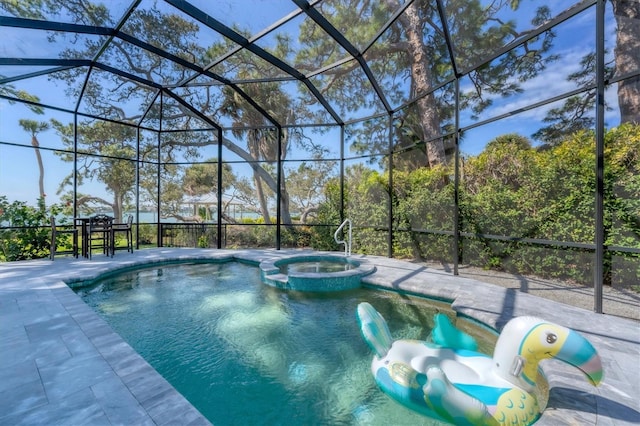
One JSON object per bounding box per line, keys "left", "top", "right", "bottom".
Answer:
{"left": 310, "top": 125, "right": 639, "bottom": 286}
{"left": 0, "top": 196, "right": 50, "bottom": 261}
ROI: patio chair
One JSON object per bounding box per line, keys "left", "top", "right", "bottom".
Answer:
{"left": 112, "top": 214, "right": 134, "bottom": 253}
{"left": 88, "top": 214, "right": 114, "bottom": 259}
{"left": 50, "top": 216, "right": 78, "bottom": 260}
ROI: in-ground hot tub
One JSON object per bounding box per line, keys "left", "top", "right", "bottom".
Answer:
{"left": 259, "top": 254, "right": 376, "bottom": 292}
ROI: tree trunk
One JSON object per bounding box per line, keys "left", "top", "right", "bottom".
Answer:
{"left": 114, "top": 196, "right": 123, "bottom": 223}
{"left": 277, "top": 130, "right": 293, "bottom": 226}
{"left": 612, "top": 0, "right": 640, "bottom": 124}
{"left": 254, "top": 172, "right": 271, "bottom": 223}
{"left": 399, "top": 2, "right": 447, "bottom": 167}
{"left": 247, "top": 134, "right": 272, "bottom": 223}
{"left": 279, "top": 179, "right": 293, "bottom": 225}
{"left": 31, "top": 135, "right": 45, "bottom": 199}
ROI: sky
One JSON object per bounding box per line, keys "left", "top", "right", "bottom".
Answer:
{"left": 0, "top": 0, "right": 622, "bottom": 207}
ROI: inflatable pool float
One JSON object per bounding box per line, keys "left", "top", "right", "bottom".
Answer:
{"left": 356, "top": 303, "right": 602, "bottom": 426}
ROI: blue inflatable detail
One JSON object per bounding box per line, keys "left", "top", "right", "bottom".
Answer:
{"left": 431, "top": 313, "right": 478, "bottom": 351}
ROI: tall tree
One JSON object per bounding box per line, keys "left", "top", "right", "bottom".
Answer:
{"left": 18, "top": 119, "right": 49, "bottom": 200}
{"left": 182, "top": 160, "right": 232, "bottom": 197}
{"left": 1, "top": 83, "right": 46, "bottom": 205}
{"left": 223, "top": 90, "right": 276, "bottom": 224}
{"left": 51, "top": 119, "right": 136, "bottom": 222}
{"left": 221, "top": 81, "right": 295, "bottom": 224}
{"left": 285, "top": 159, "right": 338, "bottom": 224}
{"left": 396, "top": 0, "right": 446, "bottom": 166}
{"left": 300, "top": 0, "right": 556, "bottom": 169}
{"left": 181, "top": 159, "right": 243, "bottom": 222}
{"left": 612, "top": 0, "right": 640, "bottom": 124}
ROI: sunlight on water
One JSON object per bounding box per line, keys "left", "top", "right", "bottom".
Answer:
{"left": 76, "top": 262, "right": 493, "bottom": 425}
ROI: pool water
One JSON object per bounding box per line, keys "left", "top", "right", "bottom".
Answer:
{"left": 75, "top": 262, "right": 495, "bottom": 425}
{"left": 279, "top": 260, "right": 357, "bottom": 274}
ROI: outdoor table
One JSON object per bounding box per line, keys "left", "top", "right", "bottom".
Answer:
{"left": 76, "top": 216, "right": 115, "bottom": 258}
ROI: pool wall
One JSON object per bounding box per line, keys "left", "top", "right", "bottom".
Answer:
{"left": 1, "top": 248, "right": 638, "bottom": 426}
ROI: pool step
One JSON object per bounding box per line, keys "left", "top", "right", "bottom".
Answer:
{"left": 262, "top": 273, "right": 289, "bottom": 289}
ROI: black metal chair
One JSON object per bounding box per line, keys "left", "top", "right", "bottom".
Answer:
{"left": 88, "top": 214, "right": 114, "bottom": 259}
{"left": 50, "top": 216, "right": 78, "bottom": 260}
{"left": 112, "top": 214, "right": 134, "bottom": 253}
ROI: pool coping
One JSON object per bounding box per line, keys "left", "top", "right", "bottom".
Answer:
{"left": 1, "top": 248, "right": 638, "bottom": 425}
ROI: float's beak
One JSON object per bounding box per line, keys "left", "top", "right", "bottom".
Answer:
{"left": 556, "top": 329, "right": 603, "bottom": 386}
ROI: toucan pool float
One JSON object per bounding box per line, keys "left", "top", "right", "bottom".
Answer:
{"left": 356, "top": 302, "right": 602, "bottom": 426}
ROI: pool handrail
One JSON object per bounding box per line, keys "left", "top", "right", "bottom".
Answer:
{"left": 334, "top": 219, "right": 352, "bottom": 256}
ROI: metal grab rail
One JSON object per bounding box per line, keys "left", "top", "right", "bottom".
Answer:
{"left": 334, "top": 219, "right": 352, "bottom": 256}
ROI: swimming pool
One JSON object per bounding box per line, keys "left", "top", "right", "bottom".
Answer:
{"left": 74, "top": 261, "right": 496, "bottom": 425}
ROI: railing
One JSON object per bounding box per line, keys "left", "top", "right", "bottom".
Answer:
{"left": 160, "top": 223, "right": 219, "bottom": 248}
{"left": 334, "top": 219, "right": 352, "bottom": 256}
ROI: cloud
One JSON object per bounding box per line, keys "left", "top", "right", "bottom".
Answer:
{"left": 481, "top": 48, "right": 590, "bottom": 121}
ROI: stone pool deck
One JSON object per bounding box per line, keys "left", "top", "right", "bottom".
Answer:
{"left": 1, "top": 248, "right": 638, "bottom": 425}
